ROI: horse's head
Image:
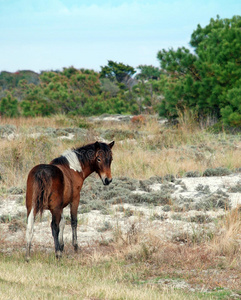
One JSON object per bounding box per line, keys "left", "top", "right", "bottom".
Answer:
{"left": 94, "top": 141, "right": 114, "bottom": 185}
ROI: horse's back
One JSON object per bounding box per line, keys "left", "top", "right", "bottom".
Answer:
{"left": 26, "top": 164, "right": 65, "bottom": 213}
{"left": 28, "top": 164, "right": 63, "bottom": 179}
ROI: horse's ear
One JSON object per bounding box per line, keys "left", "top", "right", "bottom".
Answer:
{"left": 109, "top": 141, "right": 115, "bottom": 149}
{"left": 94, "top": 141, "right": 100, "bottom": 150}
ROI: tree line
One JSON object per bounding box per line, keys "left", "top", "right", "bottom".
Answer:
{"left": 0, "top": 15, "right": 240, "bottom": 127}
{"left": 0, "top": 64, "right": 162, "bottom": 118}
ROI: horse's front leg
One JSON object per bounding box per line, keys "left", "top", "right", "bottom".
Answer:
{"left": 70, "top": 201, "right": 79, "bottom": 252}
{"left": 51, "top": 209, "right": 62, "bottom": 259}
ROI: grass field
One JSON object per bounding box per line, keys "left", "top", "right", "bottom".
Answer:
{"left": 0, "top": 114, "right": 241, "bottom": 299}
{"left": 1, "top": 114, "right": 241, "bottom": 188}
{"left": 0, "top": 251, "right": 201, "bottom": 300}
{"left": 0, "top": 245, "right": 239, "bottom": 300}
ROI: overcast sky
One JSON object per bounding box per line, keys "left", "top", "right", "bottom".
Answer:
{"left": 0, "top": 0, "right": 240, "bottom": 73}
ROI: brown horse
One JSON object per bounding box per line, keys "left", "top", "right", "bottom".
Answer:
{"left": 25, "top": 141, "right": 114, "bottom": 261}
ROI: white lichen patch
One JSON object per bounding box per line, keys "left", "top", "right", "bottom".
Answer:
{"left": 1, "top": 172, "right": 241, "bottom": 254}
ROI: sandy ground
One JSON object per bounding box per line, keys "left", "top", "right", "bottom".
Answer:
{"left": 0, "top": 173, "right": 240, "bottom": 255}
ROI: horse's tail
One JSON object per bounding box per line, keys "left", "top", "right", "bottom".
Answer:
{"left": 32, "top": 169, "right": 52, "bottom": 216}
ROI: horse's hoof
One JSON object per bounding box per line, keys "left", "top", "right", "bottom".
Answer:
{"left": 59, "top": 244, "right": 64, "bottom": 252}
{"left": 74, "top": 244, "right": 78, "bottom": 253}
{"left": 56, "top": 251, "right": 62, "bottom": 259}
{"left": 25, "top": 256, "right": 30, "bottom": 263}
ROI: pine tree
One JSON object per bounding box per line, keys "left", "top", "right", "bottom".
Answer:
{"left": 157, "top": 15, "right": 241, "bottom": 125}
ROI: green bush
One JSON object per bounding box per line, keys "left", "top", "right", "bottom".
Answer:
{"left": 0, "top": 94, "right": 19, "bottom": 117}
{"left": 203, "top": 167, "right": 231, "bottom": 177}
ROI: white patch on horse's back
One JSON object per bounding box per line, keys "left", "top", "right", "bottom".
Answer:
{"left": 62, "top": 149, "right": 82, "bottom": 172}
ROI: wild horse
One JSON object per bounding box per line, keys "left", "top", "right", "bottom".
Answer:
{"left": 25, "top": 141, "right": 114, "bottom": 261}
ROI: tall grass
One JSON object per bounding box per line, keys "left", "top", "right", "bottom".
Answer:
{"left": 210, "top": 206, "right": 241, "bottom": 257}
{"left": 0, "top": 135, "right": 59, "bottom": 188}
{"left": 1, "top": 114, "right": 241, "bottom": 188}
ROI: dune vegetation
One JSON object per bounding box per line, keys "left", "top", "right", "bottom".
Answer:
{"left": 0, "top": 114, "right": 240, "bottom": 299}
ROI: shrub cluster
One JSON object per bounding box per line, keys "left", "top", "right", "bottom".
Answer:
{"left": 0, "top": 68, "right": 143, "bottom": 117}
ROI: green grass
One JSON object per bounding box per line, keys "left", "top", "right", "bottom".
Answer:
{"left": 0, "top": 251, "right": 235, "bottom": 300}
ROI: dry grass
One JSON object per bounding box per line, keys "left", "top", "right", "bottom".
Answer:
{"left": 0, "top": 215, "right": 240, "bottom": 299}
{"left": 0, "top": 114, "right": 83, "bottom": 128}
{"left": 1, "top": 114, "right": 241, "bottom": 298}
{"left": 86, "top": 211, "right": 241, "bottom": 293}
{"left": 210, "top": 206, "right": 241, "bottom": 257}
{"left": 0, "top": 207, "right": 240, "bottom": 298}
{"left": 1, "top": 114, "right": 241, "bottom": 186}
{"left": 0, "top": 115, "right": 58, "bottom": 128}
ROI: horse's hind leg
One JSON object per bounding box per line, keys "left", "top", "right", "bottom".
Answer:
{"left": 25, "top": 207, "right": 35, "bottom": 262}
{"left": 70, "top": 202, "right": 78, "bottom": 252}
{"left": 59, "top": 213, "right": 65, "bottom": 252}
{"left": 51, "top": 209, "right": 62, "bottom": 259}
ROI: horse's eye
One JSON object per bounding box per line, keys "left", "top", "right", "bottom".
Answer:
{"left": 97, "top": 157, "right": 101, "bottom": 163}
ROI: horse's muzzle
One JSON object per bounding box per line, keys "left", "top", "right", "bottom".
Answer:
{"left": 103, "top": 177, "right": 112, "bottom": 185}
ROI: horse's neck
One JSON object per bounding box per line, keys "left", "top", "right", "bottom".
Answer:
{"left": 81, "top": 163, "right": 95, "bottom": 180}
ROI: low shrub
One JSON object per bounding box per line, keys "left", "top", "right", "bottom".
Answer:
{"left": 203, "top": 167, "right": 232, "bottom": 177}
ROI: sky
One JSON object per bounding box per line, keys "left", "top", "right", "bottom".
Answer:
{"left": 0, "top": 0, "right": 240, "bottom": 73}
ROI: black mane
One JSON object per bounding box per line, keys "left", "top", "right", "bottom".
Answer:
{"left": 51, "top": 155, "right": 69, "bottom": 166}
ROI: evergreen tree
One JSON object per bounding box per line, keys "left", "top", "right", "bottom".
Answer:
{"left": 157, "top": 15, "right": 241, "bottom": 125}
{"left": 136, "top": 65, "right": 162, "bottom": 80}
{"left": 100, "top": 61, "right": 136, "bottom": 84}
